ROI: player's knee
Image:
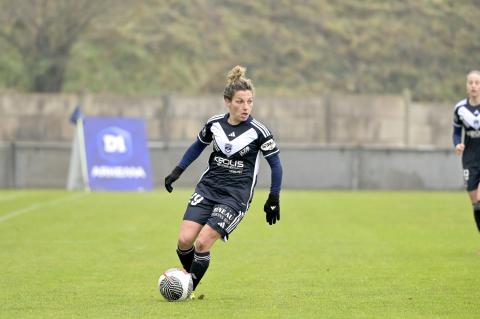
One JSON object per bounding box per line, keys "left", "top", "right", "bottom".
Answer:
{"left": 177, "top": 234, "right": 195, "bottom": 250}
{"left": 194, "top": 237, "right": 210, "bottom": 253}
{"left": 473, "top": 202, "right": 480, "bottom": 212}
{"left": 195, "top": 232, "right": 218, "bottom": 253}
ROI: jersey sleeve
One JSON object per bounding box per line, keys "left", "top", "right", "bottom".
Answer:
{"left": 259, "top": 134, "right": 280, "bottom": 158}
{"left": 197, "top": 122, "right": 213, "bottom": 144}
{"left": 453, "top": 107, "right": 461, "bottom": 127}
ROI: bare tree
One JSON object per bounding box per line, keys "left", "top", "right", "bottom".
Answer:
{"left": 0, "top": 0, "right": 109, "bottom": 92}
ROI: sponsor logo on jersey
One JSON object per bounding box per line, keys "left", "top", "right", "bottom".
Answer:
{"left": 466, "top": 130, "right": 480, "bottom": 138}
{"left": 261, "top": 139, "right": 276, "bottom": 151}
{"left": 214, "top": 156, "right": 244, "bottom": 168}
{"left": 213, "top": 140, "right": 220, "bottom": 151}
{"left": 213, "top": 156, "right": 244, "bottom": 174}
{"left": 228, "top": 132, "right": 236, "bottom": 137}
{"left": 239, "top": 146, "right": 250, "bottom": 156}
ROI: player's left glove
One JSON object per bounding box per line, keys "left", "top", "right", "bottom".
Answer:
{"left": 164, "top": 166, "right": 184, "bottom": 193}
{"left": 264, "top": 193, "right": 280, "bottom": 225}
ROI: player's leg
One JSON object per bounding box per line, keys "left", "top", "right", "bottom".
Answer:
{"left": 466, "top": 167, "right": 480, "bottom": 232}
{"left": 474, "top": 187, "right": 480, "bottom": 233}
{"left": 177, "top": 195, "right": 213, "bottom": 271}
{"left": 190, "top": 224, "right": 221, "bottom": 290}
{"left": 189, "top": 204, "right": 246, "bottom": 290}
{"left": 469, "top": 191, "right": 480, "bottom": 231}
{"left": 177, "top": 220, "right": 203, "bottom": 271}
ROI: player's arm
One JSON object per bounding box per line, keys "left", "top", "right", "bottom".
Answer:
{"left": 164, "top": 139, "right": 208, "bottom": 193}
{"left": 264, "top": 153, "right": 283, "bottom": 225}
{"left": 453, "top": 125, "right": 464, "bottom": 155}
{"left": 452, "top": 109, "right": 464, "bottom": 156}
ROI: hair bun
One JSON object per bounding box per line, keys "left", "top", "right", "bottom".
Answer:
{"left": 226, "top": 65, "right": 246, "bottom": 84}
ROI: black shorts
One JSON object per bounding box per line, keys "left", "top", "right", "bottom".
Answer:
{"left": 463, "top": 167, "right": 480, "bottom": 192}
{"left": 183, "top": 192, "right": 245, "bottom": 241}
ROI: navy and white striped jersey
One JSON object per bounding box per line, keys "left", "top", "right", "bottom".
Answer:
{"left": 453, "top": 98, "right": 480, "bottom": 167}
{"left": 195, "top": 113, "right": 279, "bottom": 212}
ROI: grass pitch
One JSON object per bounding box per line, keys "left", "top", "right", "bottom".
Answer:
{"left": 0, "top": 189, "right": 479, "bottom": 318}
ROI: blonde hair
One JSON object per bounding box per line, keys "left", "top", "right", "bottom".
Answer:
{"left": 467, "top": 70, "right": 480, "bottom": 79}
{"left": 223, "top": 65, "right": 254, "bottom": 101}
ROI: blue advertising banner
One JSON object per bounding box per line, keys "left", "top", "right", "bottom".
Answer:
{"left": 82, "top": 117, "right": 153, "bottom": 191}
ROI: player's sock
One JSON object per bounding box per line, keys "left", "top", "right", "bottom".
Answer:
{"left": 473, "top": 203, "right": 480, "bottom": 232}
{"left": 176, "top": 246, "right": 195, "bottom": 271}
{"left": 190, "top": 250, "right": 210, "bottom": 290}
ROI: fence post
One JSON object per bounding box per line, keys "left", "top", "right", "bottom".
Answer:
{"left": 403, "top": 89, "right": 411, "bottom": 147}
{"left": 351, "top": 146, "right": 360, "bottom": 190}
{"left": 324, "top": 94, "right": 332, "bottom": 145}
{"left": 160, "top": 94, "right": 172, "bottom": 148}
{"left": 10, "top": 141, "right": 16, "bottom": 188}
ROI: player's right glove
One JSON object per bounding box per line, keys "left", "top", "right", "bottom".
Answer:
{"left": 164, "top": 166, "right": 184, "bottom": 193}
{"left": 263, "top": 193, "right": 280, "bottom": 225}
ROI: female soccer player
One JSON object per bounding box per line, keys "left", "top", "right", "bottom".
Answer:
{"left": 453, "top": 70, "right": 480, "bottom": 235}
{"left": 164, "top": 65, "right": 283, "bottom": 295}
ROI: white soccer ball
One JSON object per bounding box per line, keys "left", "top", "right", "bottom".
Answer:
{"left": 158, "top": 268, "right": 193, "bottom": 301}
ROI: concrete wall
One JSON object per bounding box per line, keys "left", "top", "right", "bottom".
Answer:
{"left": 0, "top": 142, "right": 463, "bottom": 190}
{"left": 0, "top": 92, "right": 454, "bottom": 148}
{"left": 0, "top": 92, "right": 460, "bottom": 190}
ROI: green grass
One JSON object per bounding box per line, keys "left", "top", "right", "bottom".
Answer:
{"left": 0, "top": 189, "right": 479, "bottom": 318}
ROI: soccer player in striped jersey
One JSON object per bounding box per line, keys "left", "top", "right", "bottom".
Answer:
{"left": 453, "top": 70, "right": 480, "bottom": 240}
{"left": 164, "top": 65, "right": 283, "bottom": 295}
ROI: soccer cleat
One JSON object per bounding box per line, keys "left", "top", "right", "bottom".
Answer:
{"left": 189, "top": 292, "right": 205, "bottom": 300}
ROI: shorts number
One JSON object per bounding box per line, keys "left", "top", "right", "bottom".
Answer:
{"left": 189, "top": 193, "right": 204, "bottom": 206}
{"left": 464, "top": 169, "right": 470, "bottom": 182}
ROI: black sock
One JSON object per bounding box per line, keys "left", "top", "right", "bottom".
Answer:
{"left": 176, "top": 246, "right": 195, "bottom": 271}
{"left": 190, "top": 251, "right": 210, "bottom": 290}
{"left": 474, "top": 203, "right": 480, "bottom": 232}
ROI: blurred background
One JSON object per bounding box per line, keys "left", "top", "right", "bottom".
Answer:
{"left": 0, "top": 0, "right": 476, "bottom": 190}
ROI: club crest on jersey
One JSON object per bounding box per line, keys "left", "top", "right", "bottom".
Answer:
{"left": 225, "top": 143, "right": 232, "bottom": 153}
{"left": 260, "top": 139, "right": 276, "bottom": 151}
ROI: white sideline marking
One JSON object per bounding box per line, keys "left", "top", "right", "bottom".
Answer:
{"left": 0, "top": 192, "right": 88, "bottom": 224}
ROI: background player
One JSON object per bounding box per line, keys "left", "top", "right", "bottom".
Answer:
{"left": 453, "top": 70, "right": 480, "bottom": 238}
{"left": 164, "top": 65, "right": 283, "bottom": 295}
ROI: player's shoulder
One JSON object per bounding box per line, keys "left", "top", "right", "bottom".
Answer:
{"left": 454, "top": 98, "right": 468, "bottom": 110}
{"left": 206, "top": 113, "right": 227, "bottom": 124}
{"left": 249, "top": 117, "right": 273, "bottom": 138}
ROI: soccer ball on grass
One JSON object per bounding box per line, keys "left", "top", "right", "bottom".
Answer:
{"left": 158, "top": 268, "right": 193, "bottom": 301}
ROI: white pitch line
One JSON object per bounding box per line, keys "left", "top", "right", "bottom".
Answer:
{"left": 0, "top": 192, "right": 88, "bottom": 224}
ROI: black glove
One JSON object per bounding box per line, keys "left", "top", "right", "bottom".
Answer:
{"left": 263, "top": 193, "right": 280, "bottom": 225}
{"left": 164, "top": 166, "right": 184, "bottom": 193}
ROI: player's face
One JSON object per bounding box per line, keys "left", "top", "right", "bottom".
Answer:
{"left": 225, "top": 90, "right": 253, "bottom": 125}
{"left": 466, "top": 73, "right": 480, "bottom": 100}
